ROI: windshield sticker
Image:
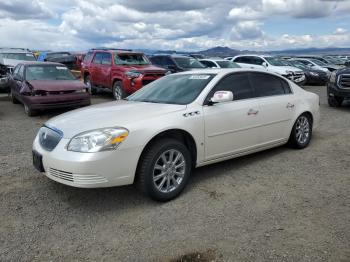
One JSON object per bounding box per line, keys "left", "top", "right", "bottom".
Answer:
{"left": 56, "top": 66, "right": 67, "bottom": 70}
{"left": 189, "top": 75, "right": 210, "bottom": 80}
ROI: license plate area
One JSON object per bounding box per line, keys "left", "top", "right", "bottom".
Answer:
{"left": 32, "top": 150, "right": 45, "bottom": 172}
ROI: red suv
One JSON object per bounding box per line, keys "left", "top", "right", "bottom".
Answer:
{"left": 81, "top": 48, "right": 166, "bottom": 99}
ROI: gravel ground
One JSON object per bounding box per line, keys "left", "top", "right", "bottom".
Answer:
{"left": 0, "top": 86, "right": 349, "bottom": 262}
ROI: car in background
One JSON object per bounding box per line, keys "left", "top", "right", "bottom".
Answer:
{"left": 230, "top": 55, "right": 306, "bottom": 85}
{"left": 149, "top": 54, "right": 206, "bottom": 73}
{"left": 322, "top": 56, "right": 346, "bottom": 66}
{"left": 0, "top": 48, "right": 36, "bottom": 92}
{"left": 283, "top": 59, "right": 329, "bottom": 85}
{"left": 32, "top": 69, "right": 319, "bottom": 201}
{"left": 199, "top": 58, "right": 241, "bottom": 68}
{"left": 81, "top": 48, "right": 166, "bottom": 100}
{"left": 9, "top": 62, "right": 90, "bottom": 116}
{"left": 296, "top": 56, "right": 342, "bottom": 72}
{"left": 38, "top": 52, "right": 78, "bottom": 70}
{"left": 327, "top": 62, "right": 350, "bottom": 107}
{"left": 290, "top": 58, "right": 331, "bottom": 75}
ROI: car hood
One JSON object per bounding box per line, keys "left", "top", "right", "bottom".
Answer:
{"left": 119, "top": 64, "right": 166, "bottom": 73}
{"left": 325, "top": 64, "right": 342, "bottom": 70}
{"left": 46, "top": 100, "right": 186, "bottom": 138}
{"left": 276, "top": 66, "right": 303, "bottom": 74}
{"left": 27, "top": 80, "right": 86, "bottom": 92}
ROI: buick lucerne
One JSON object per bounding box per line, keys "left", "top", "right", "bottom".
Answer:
{"left": 32, "top": 69, "right": 320, "bottom": 201}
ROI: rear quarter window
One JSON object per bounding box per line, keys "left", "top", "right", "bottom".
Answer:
{"left": 249, "top": 72, "right": 291, "bottom": 97}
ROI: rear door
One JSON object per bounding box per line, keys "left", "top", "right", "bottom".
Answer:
{"left": 249, "top": 72, "right": 296, "bottom": 144}
{"left": 203, "top": 72, "right": 262, "bottom": 160}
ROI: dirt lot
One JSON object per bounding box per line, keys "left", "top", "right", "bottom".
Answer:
{"left": 0, "top": 86, "right": 349, "bottom": 262}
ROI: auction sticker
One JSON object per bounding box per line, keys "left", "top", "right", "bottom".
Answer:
{"left": 189, "top": 75, "right": 210, "bottom": 80}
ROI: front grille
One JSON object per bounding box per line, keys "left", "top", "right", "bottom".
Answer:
{"left": 338, "top": 74, "right": 350, "bottom": 89}
{"left": 38, "top": 126, "right": 63, "bottom": 151}
{"left": 33, "top": 90, "right": 77, "bottom": 96}
{"left": 49, "top": 168, "right": 108, "bottom": 184}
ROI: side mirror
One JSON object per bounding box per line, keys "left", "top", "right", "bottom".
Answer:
{"left": 210, "top": 91, "right": 233, "bottom": 104}
{"left": 13, "top": 74, "right": 22, "bottom": 81}
{"left": 262, "top": 62, "right": 268, "bottom": 67}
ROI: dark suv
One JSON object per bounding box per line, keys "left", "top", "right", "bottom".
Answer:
{"left": 81, "top": 49, "right": 166, "bottom": 99}
{"left": 149, "top": 54, "right": 206, "bottom": 73}
{"left": 327, "top": 62, "right": 350, "bottom": 107}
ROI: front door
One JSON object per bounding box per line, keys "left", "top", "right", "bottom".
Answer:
{"left": 203, "top": 72, "right": 261, "bottom": 160}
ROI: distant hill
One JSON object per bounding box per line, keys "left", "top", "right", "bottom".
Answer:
{"left": 197, "top": 46, "right": 240, "bottom": 57}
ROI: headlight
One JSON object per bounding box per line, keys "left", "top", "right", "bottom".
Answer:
{"left": 309, "top": 72, "right": 319, "bottom": 77}
{"left": 67, "top": 128, "right": 129, "bottom": 153}
{"left": 75, "top": 89, "right": 87, "bottom": 93}
{"left": 285, "top": 70, "right": 293, "bottom": 75}
{"left": 126, "top": 71, "right": 142, "bottom": 78}
{"left": 329, "top": 71, "right": 337, "bottom": 83}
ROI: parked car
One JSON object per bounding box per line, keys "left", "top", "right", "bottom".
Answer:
{"left": 0, "top": 48, "right": 36, "bottom": 92}
{"left": 283, "top": 59, "right": 329, "bottom": 85}
{"left": 81, "top": 48, "right": 166, "bottom": 99}
{"left": 230, "top": 55, "right": 306, "bottom": 85}
{"left": 296, "top": 56, "right": 342, "bottom": 72}
{"left": 32, "top": 69, "right": 319, "bottom": 201}
{"left": 199, "top": 58, "right": 241, "bottom": 68}
{"left": 38, "top": 52, "right": 77, "bottom": 70}
{"left": 149, "top": 54, "right": 206, "bottom": 73}
{"left": 322, "top": 56, "right": 346, "bottom": 66}
{"left": 327, "top": 62, "right": 350, "bottom": 107}
{"left": 10, "top": 62, "right": 90, "bottom": 116}
{"left": 290, "top": 58, "right": 331, "bottom": 75}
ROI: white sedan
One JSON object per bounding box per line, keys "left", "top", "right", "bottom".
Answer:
{"left": 32, "top": 69, "right": 320, "bottom": 201}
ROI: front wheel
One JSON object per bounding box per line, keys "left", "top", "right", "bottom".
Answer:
{"left": 24, "top": 104, "right": 37, "bottom": 117}
{"left": 288, "top": 114, "right": 312, "bottom": 149}
{"left": 112, "top": 81, "right": 127, "bottom": 100}
{"left": 328, "top": 95, "right": 344, "bottom": 107}
{"left": 136, "top": 139, "right": 192, "bottom": 202}
{"left": 10, "top": 90, "right": 19, "bottom": 104}
{"left": 84, "top": 75, "right": 97, "bottom": 95}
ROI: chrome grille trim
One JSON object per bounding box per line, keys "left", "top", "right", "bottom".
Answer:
{"left": 48, "top": 168, "right": 108, "bottom": 184}
{"left": 338, "top": 74, "right": 350, "bottom": 89}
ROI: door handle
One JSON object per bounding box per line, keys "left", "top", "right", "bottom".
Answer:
{"left": 247, "top": 108, "right": 259, "bottom": 115}
{"left": 286, "top": 103, "right": 295, "bottom": 109}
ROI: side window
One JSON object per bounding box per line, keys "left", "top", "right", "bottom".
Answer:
{"left": 149, "top": 56, "right": 160, "bottom": 65}
{"left": 162, "top": 57, "right": 175, "bottom": 67}
{"left": 83, "top": 52, "right": 93, "bottom": 63}
{"left": 208, "top": 73, "right": 255, "bottom": 101}
{"left": 252, "top": 57, "right": 264, "bottom": 65}
{"left": 18, "top": 65, "right": 25, "bottom": 78}
{"left": 249, "top": 73, "right": 288, "bottom": 97}
{"left": 12, "top": 65, "right": 21, "bottom": 75}
{"left": 101, "top": 53, "right": 112, "bottom": 65}
{"left": 92, "top": 52, "right": 103, "bottom": 64}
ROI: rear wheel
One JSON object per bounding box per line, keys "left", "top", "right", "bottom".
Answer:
{"left": 84, "top": 75, "right": 97, "bottom": 95}
{"left": 136, "top": 138, "right": 192, "bottom": 202}
{"left": 112, "top": 81, "right": 126, "bottom": 100}
{"left": 24, "top": 104, "right": 37, "bottom": 117}
{"left": 288, "top": 114, "right": 312, "bottom": 149}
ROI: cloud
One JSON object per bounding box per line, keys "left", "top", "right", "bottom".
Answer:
{"left": 0, "top": 0, "right": 53, "bottom": 20}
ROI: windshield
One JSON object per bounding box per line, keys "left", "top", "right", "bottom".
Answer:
{"left": 128, "top": 74, "right": 215, "bottom": 105}
{"left": 264, "top": 57, "right": 285, "bottom": 66}
{"left": 309, "top": 59, "right": 327, "bottom": 66}
{"left": 115, "top": 53, "right": 150, "bottom": 65}
{"left": 0, "top": 53, "right": 36, "bottom": 61}
{"left": 216, "top": 60, "right": 241, "bottom": 68}
{"left": 287, "top": 61, "right": 307, "bottom": 69}
{"left": 26, "top": 65, "right": 76, "bottom": 81}
{"left": 173, "top": 57, "right": 206, "bottom": 69}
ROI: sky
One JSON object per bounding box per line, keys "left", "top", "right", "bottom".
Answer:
{"left": 0, "top": 0, "right": 349, "bottom": 52}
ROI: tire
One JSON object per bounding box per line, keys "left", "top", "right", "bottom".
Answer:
{"left": 10, "top": 90, "right": 19, "bottom": 104}
{"left": 112, "top": 81, "right": 126, "bottom": 100}
{"left": 288, "top": 114, "right": 313, "bottom": 149}
{"left": 136, "top": 138, "right": 192, "bottom": 202}
{"left": 84, "top": 75, "right": 97, "bottom": 95}
{"left": 328, "top": 96, "right": 344, "bottom": 107}
{"left": 24, "top": 104, "right": 37, "bottom": 117}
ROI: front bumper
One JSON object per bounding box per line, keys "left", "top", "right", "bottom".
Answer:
{"left": 22, "top": 93, "right": 91, "bottom": 110}
{"left": 123, "top": 75, "right": 164, "bottom": 93}
{"left": 327, "top": 83, "right": 350, "bottom": 98}
{"left": 32, "top": 135, "right": 142, "bottom": 188}
{"left": 283, "top": 74, "right": 306, "bottom": 85}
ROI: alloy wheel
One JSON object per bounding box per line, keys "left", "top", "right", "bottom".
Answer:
{"left": 153, "top": 149, "right": 186, "bottom": 193}
{"left": 295, "top": 116, "right": 310, "bottom": 144}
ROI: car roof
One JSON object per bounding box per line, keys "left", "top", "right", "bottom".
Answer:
{"left": 20, "top": 61, "right": 66, "bottom": 66}
{"left": 200, "top": 58, "right": 230, "bottom": 61}
{"left": 0, "top": 48, "right": 32, "bottom": 54}
{"left": 174, "top": 68, "right": 276, "bottom": 75}
{"left": 152, "top": 54, "right": 191, "bottom": 58}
